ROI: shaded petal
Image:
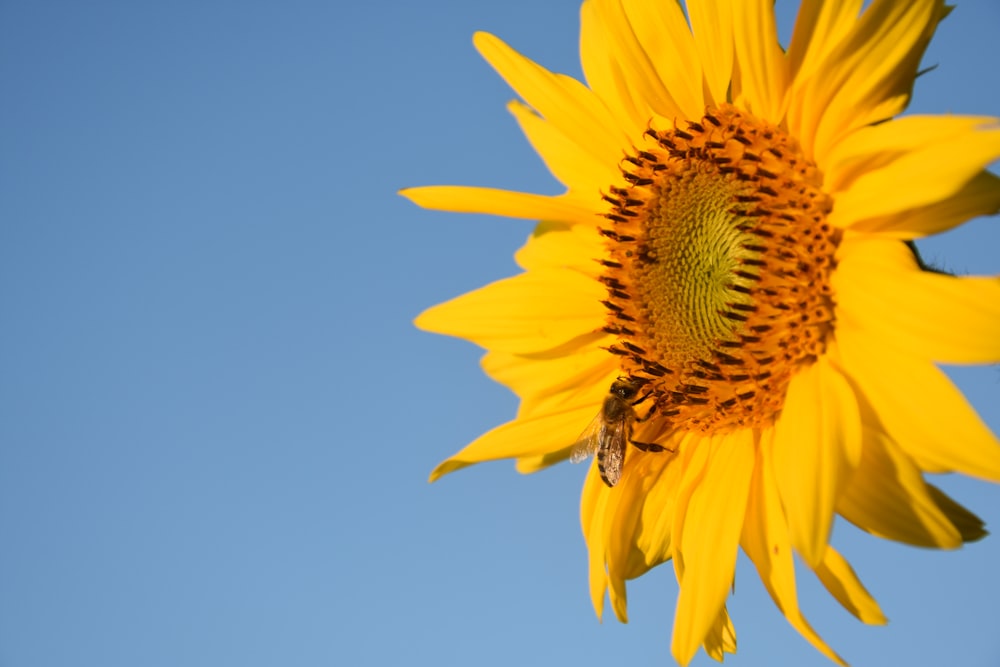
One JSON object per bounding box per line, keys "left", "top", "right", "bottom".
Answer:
{"left": 835, "top": 237, "right": 1000, "bottom": 364}
{"left": 587, "top": 0, "right": 684, "bottom": 122}
{"left": 515, "top": 451, "right": 571, "bottom": 475}
{"left": 624, "top": 435, "right": 692, "bottom": 578}
{"left": 814, "top": 547, "right": 887, "bottom": 625}
{"left": 603, "top": 459, "right": 649, "bottom": 622}
{"left": 787, "top": 0, "right": 945, "bottom": 163}
{"left": 430, "top": 404, "right": 595, "bottom": 481}
{"left": 926, "top": 485, "right": 988, "bottom": 543}
{"left": 845, "top": 171, "right": 1000, "bottom": 238}
{"left": 605, "top": 461, "right": 656, "bottom": 605}
{"left": 473, "top": 31, "right": 624, "bottom": 166}
{"left": 687, "top": 0, "right": 735, "bottom": 107}
{"left": 507, "top": 100, "right": 616, "bottom": 194}
{"left": 825, "top": 115, "right": 996, "bottom": 191}
{"left": 742, "top": 428, "right": 847, "bottom": 666}
{"left": 621, "top": 0, "right": 705, "bottom": 118}
{"left": 701, "top": 605, "right": 737, "bottom": 662}
{"left": 581, "top": 462, "right": 613, "bottom": 620}
{"left": 828, "top": 118, "right": 1000, "bottom": 228}
{"left": 579, "top": 437, "right": 688, "bottom": 624}
{"left": 771, "top": 355, "right": 861, "bottom": 567}
{"left": 787, "top": 0, "right": 864, "bottom": 92}
{"left": 400, "top": 186, "right": 595, "bottom": 223}
{"left": 732, "top": 0, "right": 788, "bottom": 122}
{"left": 579, "top": 0, "right": 646, "bottom": 136}
{"left": 415, "top": 268, "right": 605, "bottom": 355}
{"left": 837, "top": 326, "right": 1000, "bottom": 481}
{"left": 838, "top": 425, "right": 970, "bottom": 548}
{"left": 671, "top": 431, "right": 754, "bottom": 666}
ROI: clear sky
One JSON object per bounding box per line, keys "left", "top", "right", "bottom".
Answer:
{"left": 2, "top": 1, "right": 999, "bottom": 666}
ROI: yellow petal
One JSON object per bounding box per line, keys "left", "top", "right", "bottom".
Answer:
{"left": 829, "top": 119, "right": 1000, "bottom": 227}
{"left": 742, "top": 429, "right": 847, "bottom": 666}
{"left": 605, "top": 462, "right": 652, "bottom": 605}
{"left": 788, "top": 0, "right": 945, "bottom": 164}
{"left": 845, "top": 171, "right": 1000, "bottom": 238}
{"left": 926, "top": 485, "right": 988, "bottom": 543}
{"left": 581, "top": 463, "right": 612, "bottom": 620}
{"left": 825, "top": 115, "right": 996, "bottom": 192}
{"left": 429, "top": 403, "right": 595, "bottom": 481}
{"left": 625, "top": 435, "right": 692, "bottom": 578}
{"left": 785, "top": 0, "right": 864, "bottom": 156}
{"left": 400, "top": 185, "right": 595, "bottom": 222}
{"left": 687, "top": 0, "right": 734, "bottom": 107}
{"left": 578, "top": 0, "right": 645, "bottom": 137}
{"left": 515, "top": 450, "right": 571, "bottom": 474}
{"left": 771, "top": 355, "right": 861, "bottom": 567}
{"left": 837, "top": 326, "right": 1000, "bottom": 481}
{"left": 587, "top": 0, "right": 684, "bottom": 122}
{"left": 473, "top": 31, "right": 624, "bottom": 166}
{"left": 578, "top": 438, "right": 688, "bottom": 626}
{"left": 787, "top": 0, "right": 864, "bottom": 89}
{"left": 481, "top": 347, "right": 616, "bottom": 419}
{"left": 835, "top": 237, "right": 1000, "bottom": 364}
{"left": 620, "top": 0, "right": 705, "bottom": 118}
{"left": 814, "top": 547, "right": 887, "bottom": 625}
{"left": 415, "top": 268, "right": 604, "bottom": 354}
{"left": 701, "top": 605, "right": 737, "bottom": 662}
{"left": 615, "top": 445, "right": 685, "bottom": 580}
{"left": 507, "top": 100, "right": 615, "bottom": 194}
{"left": 603, "top": 463, "right": 645, "bottom": 623}
{"left": 732, "top": 0, "right": 788, "bottom": 122}
{"left": 671, "top": 431, "right": 754, "bottom": 666}
{"left": 513, "top": 220, "right": 605, "bottom": 273}
{"left": 838, "top": 426, "right": 964, "bottom": 548}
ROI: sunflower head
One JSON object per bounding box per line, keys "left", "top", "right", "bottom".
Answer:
{"left": 404, "top": 1, "right": 1000, "bottom": 664}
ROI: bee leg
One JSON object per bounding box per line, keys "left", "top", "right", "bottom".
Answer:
{"left": 628, "top": 394, "right": 671, "bottom": 453}
{"left": 630, "top": 403, "right": 673, "bottom": 453}
{"left": 634, "top": 400, "right": 658, "bottom": 424}
{"left": 631, "top": 391, "right": 653, "bottom": 407}
{"left": 630, "top": 439, "right": 669, "bottom": 453}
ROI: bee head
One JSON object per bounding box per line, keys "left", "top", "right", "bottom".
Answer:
{"left": 610, "top": 376, "right": 645, "bottom": 400}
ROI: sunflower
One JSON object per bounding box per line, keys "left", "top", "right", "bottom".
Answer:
{"left": 402, "top": 1, "right": 1000, "bottom": 664}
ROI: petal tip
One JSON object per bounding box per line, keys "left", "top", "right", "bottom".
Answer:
{"left": 429, "top": 458, "right": 473, "bottom": 482}
{"left": 472, "top": 30, "right": 499, "bottom": 52}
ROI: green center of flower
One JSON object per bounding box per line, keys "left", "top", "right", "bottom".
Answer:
{"left": 635, "top": 167, "right": 760, "bottom": 365}
{"left": 599, "top": 105, "right": 838, "bottom": 434}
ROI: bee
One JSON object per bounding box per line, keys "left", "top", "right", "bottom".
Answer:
{"left": 570, "top": 377, "right": 665, "bottom": 487}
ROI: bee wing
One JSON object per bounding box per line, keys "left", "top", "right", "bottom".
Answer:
{"left": 599, "top": 419, "right": 628, "bottom": 487}
{"left": 570, "top": 412, "right": 605, "bottom": 463}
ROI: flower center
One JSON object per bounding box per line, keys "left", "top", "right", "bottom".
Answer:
{"left": 598, "top": 105, "right": 838, "bottom": 435}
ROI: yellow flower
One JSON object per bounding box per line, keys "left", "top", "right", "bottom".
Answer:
{"left": 402, "top": 1, "right": 1000, "bottom": 664}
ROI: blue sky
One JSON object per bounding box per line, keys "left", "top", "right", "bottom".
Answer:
{"left": 2, "top": 1, "right": 999, "bottom": 666}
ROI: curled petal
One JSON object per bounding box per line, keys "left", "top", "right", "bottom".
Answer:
{"left": 815, "top": 547, "right": 887, "bottom": 625}
{"left": 838, "top": 426, "right": 971, "bottom": 548}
